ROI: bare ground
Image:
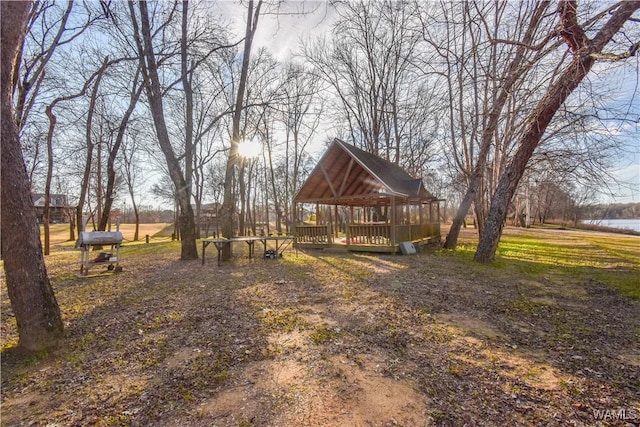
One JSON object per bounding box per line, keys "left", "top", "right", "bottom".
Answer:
{"left": 1, "top": 228, "right": 639, "bottom": 426}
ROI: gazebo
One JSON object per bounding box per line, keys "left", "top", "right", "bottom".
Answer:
{"left": 293, "top": 138, "right": 442, "bottom": 253}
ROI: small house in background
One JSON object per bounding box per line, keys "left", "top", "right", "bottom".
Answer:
{"left": 199, "top": 202, "right": 222, "bottom": 237}
{"left": 293, "top": 138, "right": 442, "bottom": 253}
{"left": 32, "top": 194, "right": 72, "bottom": 224}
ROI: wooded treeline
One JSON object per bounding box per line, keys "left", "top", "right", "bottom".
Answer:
{"left": 2, "top": 0, "right": 638, "bottom": 349}
{"left": 14, "top": 0, "right": 640, "bottom": 259}
{"left": 582, "top": 202, "right": 640, "bottom": 220}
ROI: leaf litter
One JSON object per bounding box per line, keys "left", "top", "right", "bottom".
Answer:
{"left": 1, "top": 235, "right": 638, "bottom": 426}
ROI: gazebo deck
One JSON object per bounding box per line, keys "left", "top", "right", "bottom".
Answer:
{"left": 294, "top": 222, "right": 441, "bottom": 253}
{"left": 293, "top": 139, "right": 443, "bottom": 254}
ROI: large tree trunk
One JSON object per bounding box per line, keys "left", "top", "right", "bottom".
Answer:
{"left": 474, "top": 0, "right": 640, "bottom": 263}
{"left": 130, "top": 1, "right": 198, "bottom": 260}
{"left": 181, "top": 0, "right": 195, "bottom": 239}
{"left": 1, "top": 0, "right": 64, "bottom": 352}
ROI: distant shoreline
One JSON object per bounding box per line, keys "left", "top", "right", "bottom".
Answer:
{"left": 580, "top": 218, "right": 640, "bottom": 234}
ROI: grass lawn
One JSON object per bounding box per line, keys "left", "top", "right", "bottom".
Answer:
{"left": 1, "top": 225, "right": 638, "bottom": 426}
{"left": 44, "top": 223, "right": 174, "bottom": 249}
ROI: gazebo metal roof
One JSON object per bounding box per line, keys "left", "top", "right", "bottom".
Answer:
{"left": 294, "top": 139, "right": 437, "bottom": 207}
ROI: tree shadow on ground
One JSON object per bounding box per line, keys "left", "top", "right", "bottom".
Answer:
{"left": 2, "top": 243, "right": 638, "bottom": 426}
{"left": 1, "top": 252, "right": 281, "bottom": 426}
{"left": 353, "top": 249, "right": 639, "bottom": 423}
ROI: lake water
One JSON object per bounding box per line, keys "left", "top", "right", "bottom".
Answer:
{"left": 581, "top": 218, "right": 640, "bottom": 232}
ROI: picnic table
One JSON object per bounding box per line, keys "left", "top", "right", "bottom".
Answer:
{"left": 201, "top": 235, "right": 295, "bottom": 266}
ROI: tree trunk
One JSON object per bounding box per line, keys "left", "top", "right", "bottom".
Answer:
{"left": 238, "top": 161, "right": 247, "bottom": 235}
{"left": 443, "top": 1, "right": 551, "bottom": 249}
{"left": 43, "top": 104, "right": 56, "bottom": 255}
{"left": 99, "top": 75, "right": 143, "bottom": 231}
{"left": 180, "top": 0, "right": 196, "bottom": 240}
{"left": 43, "top": 57, "right": 109, "bottom": 250}
{"left": 131, "top": 1, "right": 198, "bottom": 260}
{"left": 68, "top": 210, "right": 76, "bottom": 241}
{"left": 474, "top": 0, "right": 640, "bottom": 263}
{"left": 76, "top": 63, "right": 107, "bottom": 235}
{"left": 220, "top": 0, "right": 262, "bottom": 257}
{"left": 133, "top": 206, "right": 140, "bottom": 242}
{"left": 1, "top": 0, "right": 63, "bottom": 352}
{"left": 96, "top": 137, "right": 103, "bottom": 226}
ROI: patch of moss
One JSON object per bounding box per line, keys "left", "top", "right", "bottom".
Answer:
{"left": 512, "top": 294, "right": 544, "bottom": 315}
{"left": 258, "top": 308, "right": 305, "bottom": 333}
{"left": 310, "top": 324, "right": 337, "bottom": 344}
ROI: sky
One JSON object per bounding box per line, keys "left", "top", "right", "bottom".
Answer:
{"left": 144, "top": 1, "right": 640, "bottom": 207}
{"left": 593, "top": 59, "right": 640, "bottom": 204}
{"left": 208, "top": 1, "right": 336, "bottom": 61}
{"left": 204, "top": 0, "right": 338, "bottom": 155}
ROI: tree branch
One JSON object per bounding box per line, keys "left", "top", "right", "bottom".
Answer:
{"left": 590, "top": 40, "right": 640, "bottom": 60}
{"left": 490, "top": 31, "right": 557, "bottom": 51}
{"left": 557, "top": 0, "right": 588, "bottom": 53}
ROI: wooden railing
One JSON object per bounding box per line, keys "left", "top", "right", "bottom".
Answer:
{"left": 295, "top": 225, "right": 332, "bottom": 244}
{"left": 296, "top": 222, "right": 440, "bottom": 247}
{"left": 348, "top": 222, "right": 440, "bottom": 245}
{"left": 424, "top": 222, "right": 441, "bottom": 238}
{"left": 395, "top": 223, "right": 440, "bottom": 242}
{"left": 347, "top": 223, "right": 391, "bottom": 245}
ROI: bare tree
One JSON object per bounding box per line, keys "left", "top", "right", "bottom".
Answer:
{"left": 121, "top": 127, "right": 144, "bottom": 241}
{"left": 14, "top": 1, "right": 99, "bottom": 131}
{"left": 439, "top": 1, "right": 557, "bottom": 248}
{"left": 42, "top": 57, "right": 113, "bottom": 253}
{"left": 128, "top": 0, "right": 198, "bottom": 260}
{"left": 475, "top": 0, "right": 640, "bottom": 262}
{"left": 305, "top": 0, "right": 441, "bottom": 170}
{"left": 75, "top": 59, "right": 110, "bottom": 236}
{"left": 98, "top": 67, "right": 144, "bottom": 231}
{"left": 1, "top": 0, "right": 63, "bottom": 352}
{"left": 220, "top": 0, "right": 263, "bottom": 256}
{"left": 279, "top": 62, "right": 323, "bottom": 231}
{"left": 174, "top": 5, "right": 233, "bottom": 238}
{"left": 16, "top": 1, "right": 107, "bottom": 192}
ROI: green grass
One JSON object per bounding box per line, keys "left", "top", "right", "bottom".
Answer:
{"left": 122, "top": 240, "right": 181, "bottom": 257}
{"left": 41, "top": 223, "right": 174, "bottom": 246}
{"left": 310, "top": 324, "right": 337, "bottom": 344}
{"left": 497, "top": 230, "right": 640, "bottom": 299}
{"left": 258, "top": 308, "right": 306, "bottom": 333}
{"left": 437, "top": 227, "right": 640, "bottom": 300}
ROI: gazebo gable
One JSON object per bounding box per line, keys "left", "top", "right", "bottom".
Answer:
{"left": 294, "top": 139, "right": 435, "bottom": 206}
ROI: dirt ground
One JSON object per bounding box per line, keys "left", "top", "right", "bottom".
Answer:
{"left": 1, "top": 227, "right": 639, "bottom": 426}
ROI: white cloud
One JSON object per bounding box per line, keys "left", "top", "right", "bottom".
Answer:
{"left": 604, "top": 162, "right": 640, "bottom": 203}
{"left": 206, "top": 1, "right": 336, "bottom": 61}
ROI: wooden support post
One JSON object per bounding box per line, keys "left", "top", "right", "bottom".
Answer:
{"left": 348, "top": 206, "right": 354, "bottom": 244}
{"left": 390, "top": 197, "right": 396, "bottom": 246}
{"left": 293, "top": 202, "right": 298, "bottom": 237}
